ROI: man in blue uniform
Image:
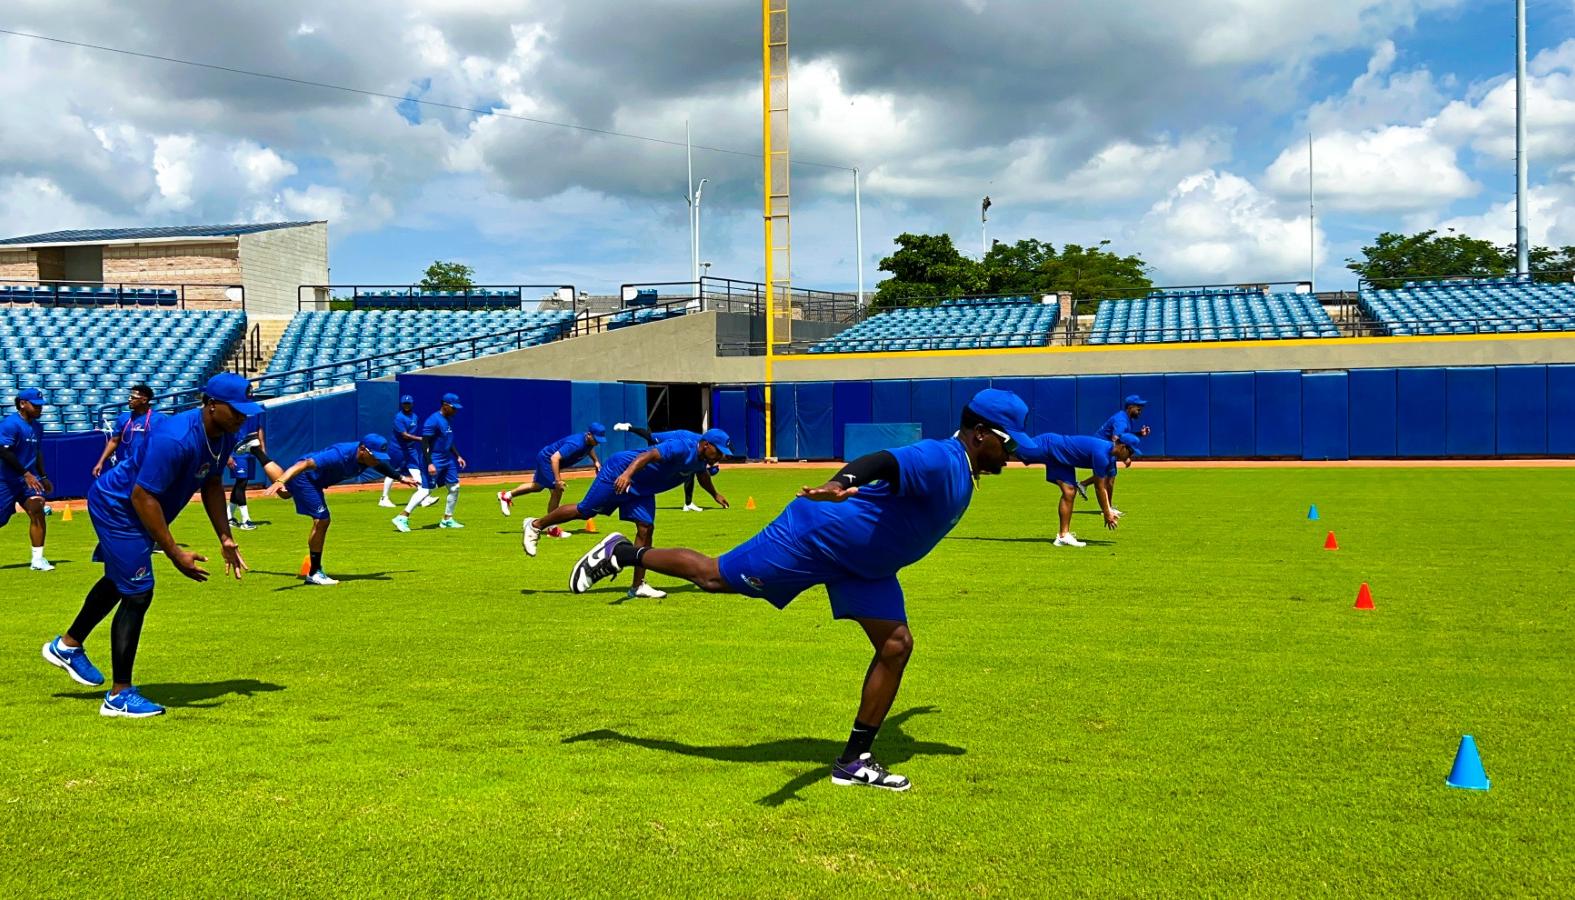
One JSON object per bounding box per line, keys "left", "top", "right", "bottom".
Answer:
{"left": 380, "top": 395, "right": 425, "bottom": 509}
{"left": 1, "top": 387, "right": 53, "bottom": 571}
{"left": 91, "top": 384, "right": 161, "bottom": 478}
{"left": 226, "top": 406, "right": 267, "bottom": 531}
{"left": 567, "top": 389, "right": 1034, "bottom": 791}
{"left": 40, "top": 373, "right": 259, "bottom": 718}
{"left": 614, "top": 423, "right": 724, "bottom": 512}
{"left": 262, "top": 434, "right": 416, "bottom": 585}
{"left": 524, "top": 429, "right": 730, "bottom": 600}
{"left": 393, "top": 393, "right": 466, "bottom": 532}
{"left": 1021, "top": 431, "right": 1139, "bottom": 547}
{"left": 497, "top": 422, "right": 607, "bottom": 517}
{"left": 1078, "top": 395, "right": 1151, "bottom": 513}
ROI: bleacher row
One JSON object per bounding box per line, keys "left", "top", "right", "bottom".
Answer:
{"left": 351, "top": 289, "right": 524, "bottom": 310}
{"left": 1, "top": 284, "right": 181, "bottom": 307}
{"left": 1361, "top": 280, "right": 1575, "bottom": 335}
{"left": 810, "top": 296, "right": 1059, "bottom": 353}
{"left": 1087, "top": 290, "right": 1339, "bottom": 345}
{"left": 0, "top": 308, "right": 244, "bottom": 432}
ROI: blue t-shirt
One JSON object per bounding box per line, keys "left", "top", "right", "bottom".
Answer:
{"left": 1021, "top": 433, "right": 1117, "bottom": 479}
{"left": 422, "top": 411, "right": 457, "bottom": 463}
{"left": 392, "top": 410, "right": 420, "bottom": 453}
{"left": 774, "top": 437, "right": 974, "bottom": 581}
{"left": 305, "top": 441, "right": 366, "bottom": 487}
{"left": 541, "top": 432, "right": 595, "bottom": 468}
{"left": 1096, "top": 410, "right": 1133, "bottom": 441}
{"left": 95, "top": 409, "right": 237, "bottom": 525}
{"left": 631, "top": 437, "right": 709, "bottom": 494}
{"left": 241, "top": 413, "right": 263, "bottom": 438}
{"left": 113, "top": 409, "right": 164, "bottom": 456}
{"left": 0, "top": 412, "right": 42, "bottom": 482}
{"left": 653, "top": 429, "right": 699, "bottom": 442}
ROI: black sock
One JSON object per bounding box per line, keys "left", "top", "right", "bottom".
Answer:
{"left": 611, "top": 543, "right": 647, "bottom": 568}
{"left": 310, "top": 551, "right": 323, "bottom": 574}
{"left": 67, "top": 577, "right": 121, "bottom": 643}
{"left": 839, "top": 719, "right": 881, "bottom": 763}
{"left": 684, "top": 476, "right": 696, "bottom": 505}
{"left": 110, "top": 590, "right": 153, "bottom": 686}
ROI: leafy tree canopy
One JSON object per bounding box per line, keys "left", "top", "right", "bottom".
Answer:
{"left": 420, "top": 260, "right": 476, "bottom": 291}
{"left": 873, "top": 234, "right": 1151, "bottom": 309}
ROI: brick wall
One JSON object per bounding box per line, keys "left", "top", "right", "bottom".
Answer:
{"left": 238, "top": 222, "right": 329, "bottom": 315}
{"left": 104, "top": 242, "right": 241, "bottom": 307}
{"left": 0, "top": 250, "right": 38, "bottom": 282}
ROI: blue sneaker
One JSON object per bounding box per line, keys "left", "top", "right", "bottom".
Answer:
{"left": 41, "top": 637, "right": 105, "bottom": 687}
{"left": 100, "top": 687, "right": 165, "bottom": 718}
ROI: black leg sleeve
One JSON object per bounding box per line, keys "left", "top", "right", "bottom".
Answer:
{"left": 230, "top": 479, "right": 248, "bottom": 505}
{"left": 630, "top": 427, "right": 657, "bottom": 446}
{"left": 684, "top": 473, "right": 696, "bottom": 504}
{"left": 110, "top": 590, "right": 154, "bottom": 686}
{"left": 67, "top": 577, "right": 122, "bottom": 643}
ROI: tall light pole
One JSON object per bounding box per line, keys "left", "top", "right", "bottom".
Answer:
{"left": 690, "top": 177, "right": 708, "bottom": 290}
{"left": 1308, "top": 133, "right": 1317, "bottom": 290}
{"left": 1516, "top": 0, "right": 1530, "bottom": 275}
{"left": 981, "top": 195, "right": 991, "bottom": 257}
{"left": 853, "top": 167, "right": 864, "bottom": 306}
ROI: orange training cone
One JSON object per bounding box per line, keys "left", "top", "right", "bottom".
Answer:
{"left": 585, "top": 518, "right": 598, "bottom": 534}
{"left": 299, "top": 555, "right": 312, "bottom": 577}
{"left": 1354, "top": 583, "right": 1374, "bottom": 610}
{"left": 746, "top": 497, "right": 756, "bottom": 510}
{"left": 61, "top": 504, "right": 73, "bottom": 522}
{"left": 1323, "top": 531, "right": 1339, "bottom": 551}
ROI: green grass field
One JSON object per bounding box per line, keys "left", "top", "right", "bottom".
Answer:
{"left": 1, "top": 466, "right": 1571, "bottom": 897}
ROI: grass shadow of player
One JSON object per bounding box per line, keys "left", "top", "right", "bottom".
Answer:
{"left": 562, "top": 705, "right": 965, "bottom": 806}
{"left": 0, "top": 559, "right": 72, "bottom": 569}
{"left": 53, "top": 678, "right": 286, "bottom": 710}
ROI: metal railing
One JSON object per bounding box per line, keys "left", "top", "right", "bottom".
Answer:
{"left": 295, "top": 283, "right": 576, "bottom": 312}
{"left": 568, "top": 297, "right": 698, "bottom": 338}
{"left": 226, "top": 323, "right": 263, "bottom": 374}
{"left": 0, "top": 278, "right": 246, "bottom": 310}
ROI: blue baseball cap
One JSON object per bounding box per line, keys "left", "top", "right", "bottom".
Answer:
{"left": 965, "top": 389, "right": 1037, "bottom": 452}
{"left": 16, "top": 387, "right": 46, "bottom": 407}
{"left": 700, "top": 428, "right": 732, "bottom": 451}
{"left": 587, "top": 421, "right": 607, "bottom": 441}
{"left": 203, "top": 373, "right": 263, "bottom": 416}
{"left": 1118, "top": 432, "right": 1143, "bottom": 455}
{"left": 442, "top": 392, "right": 463, "bottom": 409}
{"left": 1124, "top": 394, "right": 1148, "bottom": 406}
{"left": 360, "top": 433, "right": 393, "bottom": 463}
{"left": 400, "top": 394, "right": 414, "bottom": 405}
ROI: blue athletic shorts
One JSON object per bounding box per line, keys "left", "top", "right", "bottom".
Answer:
{"left": 87, "top": 488, "right": 157, "bottom": 594}
{"left": 421, "top": 459, "right": 461, "bottom": 490}
{"left": 576, "top": 473, "right": 656, "bottom": 526}
{"left": 387, "top": 445, "right": 408, "bottom": 472}
{"left": 1043, "top": 463, "right": 1078, "bottom": 487}
{"left": 532, "top": 453, "right": 559, "bottom": 489}
{"left": 0, "top": 477, "right": 42, "bottom": 528}
{"left": 717, "top": 526, "right": 908, "bottom": 622}
{"left": 288, "top": 474, "right": 331, "bottom": 520}
{"left": 231, "top": 456, "right": 254, "bottom": 482}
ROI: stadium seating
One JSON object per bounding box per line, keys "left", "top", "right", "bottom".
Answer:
{"left": 0, "top": 307, "right": 246, "bottom": 432}
{"left": 0, "top": 284, "right": 180, "bottom": 307}
{"left": 1359, "top": 279, "right": 1575, "bottom": 335}
{"left": 1086, "top": 289, "right": 1339, "bottom": 344}
{"left": 808, "top": 296, "right": 1059, "bottom": 353}
{"left": 264, "top": 309, "right": 575, "bottom": 393}
{"left": 350, "top": 289, "right": 524, "bottom": 310}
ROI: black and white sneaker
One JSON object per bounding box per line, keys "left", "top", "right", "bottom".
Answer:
{"left": 830, "top": 753, "right": 911, "bottom": 791}
{"left": 570, "top": 533, "right": 628, "bottom": 594}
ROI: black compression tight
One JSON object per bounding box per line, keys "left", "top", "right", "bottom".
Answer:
{"left": 230, "top": 479, "right": 248, "bottom": 506}
{"left": 66, "top": 578, "right": 154, "bottom": 685}
{"left": 67, "top": 577, "right": 122, "bottom": 644}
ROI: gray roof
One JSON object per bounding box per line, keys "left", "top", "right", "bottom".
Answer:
{"left": 0, "top": 221, "right": 323, "bottom": 246}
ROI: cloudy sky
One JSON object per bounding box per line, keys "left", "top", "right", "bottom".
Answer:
{"left": 3, "top": 1, "right": 1575, "bottom": 293}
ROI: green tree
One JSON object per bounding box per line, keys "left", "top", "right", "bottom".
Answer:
{"left": 420, "top": 260, "right": 476, "bottom": 291}
{"left": 1345, "top": 230, "right": 1510, "bottom": 287}
{"left": 872, "top": 233, "right": 984, "bottom": 309}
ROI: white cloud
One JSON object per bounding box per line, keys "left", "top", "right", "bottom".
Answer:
{"left": 1264, "top": 126, "right": 1476, "bottom": 213}
{"left": 151, "top": 135, "right": 197, "bottom": 209}
{"left": 233, "top": 143, "right": 297, "bottom": 194}
{"left": 1134, "top": 170, "right": 1323, "bottom": 283}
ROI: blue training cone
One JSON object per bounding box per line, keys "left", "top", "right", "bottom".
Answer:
{"left": 1307, "top": 504, "right": 1320, "bottom": 521}
{"left": 1446, "top": 735, "right": 1490, "bottom": 791}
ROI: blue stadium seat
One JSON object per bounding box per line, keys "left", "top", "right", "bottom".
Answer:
{"left": 810, "top": 296, "right": 1060, "bottom": 354}
{"left": 1086, "top": 289, "right": 1338, "bottom": 345}
{"left": 1359, "top": 279, "right": 1575, "bottom": 335}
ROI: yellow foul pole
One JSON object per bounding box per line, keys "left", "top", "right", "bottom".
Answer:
{"left": 762, "top": 0, "right": 790, "bottom": 458}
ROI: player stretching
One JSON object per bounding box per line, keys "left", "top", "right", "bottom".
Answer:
{"left": 568, "top": 389, "right": 1034, "bottom": 791}
{"left": 1019, "top": 431, "right": 1139, "bottom": 547}
{"left": 40, "top": 373, "right": 257, "bottom": 718}
{"left": 613, "top": 423, "right": 720, "bottom": 512}
{"left": 227, "top": 406, "right": 267, "bottom": 531}
{"left": 1077, "top": 394, "right": 1150, "bottom": 514}
{"left": 261, "top": 434, "right": 416, "bottom": 585}
{"left": 497, "top": 422, "right": 606, "bottom": 519}
{"left": 393, "top": 393, "right": 466, "bottom": 532}
{"left": 1, "top": 388, "right": 54, "bottom": 571}
{"left": 380, "top": 395, "right": 425, "bottom": 509}
{"left": 91, "top": 384, "right": 162, "bottom": 478}
{"left": 524, "top": 429, "right": 730, "bottom": 600}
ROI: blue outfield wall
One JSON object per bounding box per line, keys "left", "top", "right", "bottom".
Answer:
{"left": 718, "top": 364, "right": 1573, "bottom": 461}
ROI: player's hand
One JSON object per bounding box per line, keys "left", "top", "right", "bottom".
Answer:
{"left": 714, "top": 494, "right": 730, "bottom": 509}
{"left": 1104, "top": 511, "right": 1120, "bottom": 530}
{"left": 400, "top": 477, "right": 419, "bottom": 489}
{"left": 219, "top": 538, "right": 247, "bottom": 580}
{"left": 227, "top": 458, "right": 238, "bottom": 472}
{"left": 24, "top": 473, "right": 43, "bottom": 494}
{"left": 614, "top": 472, "right": 633, "bottom": 493}
{"left": 171, "top": 547, "right": 210, "bottom": 582}
{"left": 427, "top": 463, "right": 437, "bottom": 476}
{"left": 92, "top": 463, "right": 103, "bottom": 479}
{"left": 262, "top": 480, "right": 286, "bottom": 498}
{"left": 555, "top": 480, "right": 567, "bottom": 490}
{"left": 457, "top": 456, "right": 467, "bottom": 470}
{"left": 1139, "top": 425, "right": 1152, "bottom": 437}
{"left": 798, "top": 482, "right": 856, "bottom": 502}
{"left": 39, "top": 477, "right": 52, "bottom": 494}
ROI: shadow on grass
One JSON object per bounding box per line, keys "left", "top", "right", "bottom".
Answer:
{"left": 54, "top": 678, "right": 286, "bottom": 709}
{"left": 950, "top": 535, "right": 1116, "bottom": 546}
{"left": 0, "top": 559, "right": 73, "bottom": 569}
{"left": 563, "top": 706, "right": 965, "bottom": 806}
{"left": 250, "top": 570, "right": 413, "bottom": 591}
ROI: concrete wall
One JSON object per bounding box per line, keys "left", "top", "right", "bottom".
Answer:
{"left": 713, "top": 311, "right": 846, "bottom": 349}
{"left": 104, "top": 241, "right": 241, "bottom": 306}
{"left": 421, "top": 310, "right": 738, "bottom": 382}
{"left": 0, "top": 249, "right": 36, "bottom": 281}
{"left": 239, "top": 222, "right": 329, "bottom": 315}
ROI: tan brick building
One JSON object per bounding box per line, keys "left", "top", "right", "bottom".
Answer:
{"left": 0, "top": 221, "right": 328, "bottom": 314}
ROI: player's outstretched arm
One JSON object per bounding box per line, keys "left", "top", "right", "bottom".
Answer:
{"left": 92, "top": 434, "right": 121, "bottom": 478}
{"left": 199, "top": 476, "right": 247, "bottom": 578}
{"left": 801, "top": 449, "right": 900, "bottom": 501}
{"left": 131, "top": 484, "right": 208, "bottom": 582}
{"left": 614, "top": 448, "right": 660, "bottom": 493}
{"left": 698, "top": 468, "right": 728, "bottom": 507}
{"left": 1094, "top": 478, "right": 1119, "bottom": 530}
{"left": 265, "top": 459, "right": 314, "bottom": 497}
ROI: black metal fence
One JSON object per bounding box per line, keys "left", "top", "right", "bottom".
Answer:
{"left": 0, "top": 278, "right": 245, "bottom": 310}
{"left": 295, "top": 283, "right": 576, "bottom": 311}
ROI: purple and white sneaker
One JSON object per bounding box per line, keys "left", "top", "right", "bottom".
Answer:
{"left": 830, "top": 753, "right": 911, "bottom": 791}
{"left": 570, "top": 533, "right": 629, "bottom": 594}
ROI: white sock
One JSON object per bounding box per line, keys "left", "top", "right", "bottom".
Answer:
{"left": 382, "top": 477, "right": 394, "bottom": 499}
{"left": 444, "top": 485, "right": 459, "bottom": 517}
{"left": 239, "top": 505, "right": 251, "bottom": 524}
{"left": 404, "top": 489, "right": 430, "bottom": 515}
{"left": 32, "top": 546, "right": 44, "bottom": 562}
{"left": 227, "top": 502, "right": 236, "bottom": 520}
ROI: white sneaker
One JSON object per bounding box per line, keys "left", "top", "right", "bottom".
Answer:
{"left": 392, "top": 515, "right": 411, "bottom": 533}
{"left": 419, "top": 494, "right": 440, "bottom": 508}
{"left": 613, "top": 422, "right": 631, "bottom": 432}
{"left": 378, "top": 498, "right": 397, "bottom": 508}
{"left": 1109, "top": 507, "right": 1124, "bottom": 517}
{"left": 1053, "top": 533, "right": 1087, "bottom": 548}
{"left": 522, "top": 519, "right": 541, "bottom": 557}
{"left": 30, "top": 558, "right": 55, "bottom": 572}
{"left": 627, "top": 582, "right": 667, "bottom": 599}
{"left": 682, "top": 503, "right": 703, "bottom": 512}
{"left": 306, "top": 571, "right": 339, "bottom": 586}
{"left": 497, "top": 491, "right": 513, "bottom": 516}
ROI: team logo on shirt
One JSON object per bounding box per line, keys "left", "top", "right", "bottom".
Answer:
{"left": 196, "top": 463, "right": 211, "bottom": 479}
{"left": 744, "top": 575, "right": 765, "bottom": 590}
{"left": 132, "top": 567, "right": 150, "bottom": 582}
